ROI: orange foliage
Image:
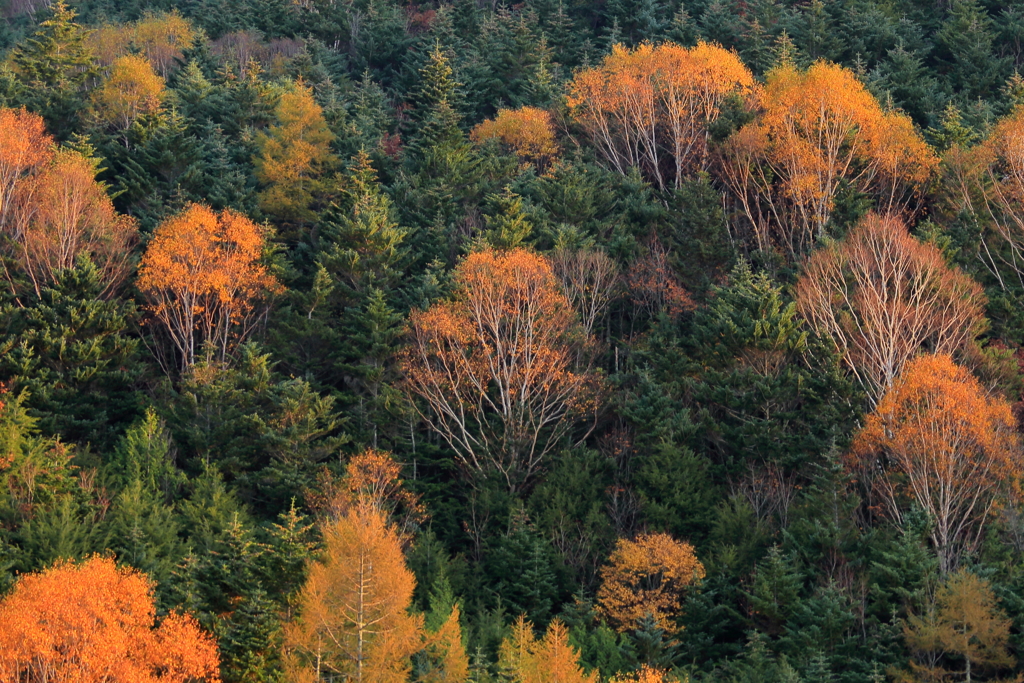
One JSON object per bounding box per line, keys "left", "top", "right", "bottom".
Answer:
{"left": 470, "top": 106, "right": 559, "bottom": 166}
{"left": 597, "top": 532, "right": 705, "bottom": 633}
{"left": 92, "top": 54, "right": 166, "bottom": 130}
{"left": 284, "top": 503, "right": 424, "bottom": 683}
{"left": 498, "top": 617, "right": 598, "bottom": 683}
{"left": 957, "top": 105, "right": 1024, "bottom": 288}
{"left": 403, "top": 248, "right": 602, "bottom": 492}
{"left": 567, "top": 41, "right": 753, "bottom": 190}
{"left": 851, "top": 354, "right": 1020, "bottom": 572}
{"left": 609, "top": 665, "right": 677, "bottom": 683}
{"left": 0, "top": 107, "right": 52, "bottom": 238}
{"left": 794, "top": 213, "right": 986, "bottom": 404}
{"left": 0, "top": 112, "right": 137, "bottom": 297}
{"left": 136, "top": 203, "right": 281, "bottom": 372}
{"left": 719, "top": 61, "right": 937, "bottom": 254}
{"left": 0, "top": 556, "right": 220, "bottom": 682}
{"left": 309, "top": 448, "right": 426, "bottom": 537}
{"left": 419, "top": 605, "right": 471, "bottom": 683}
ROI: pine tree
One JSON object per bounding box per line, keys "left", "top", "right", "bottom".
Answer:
{"left": 9, "top": 1, "right": 98, "bottom": 138}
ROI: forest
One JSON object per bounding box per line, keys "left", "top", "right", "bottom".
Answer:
{"left": 4, "top": 0, "right": 1024, "bottom": 679}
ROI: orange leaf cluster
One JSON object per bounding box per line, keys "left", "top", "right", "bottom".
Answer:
{"left": 498, "top": 617, "right": 597, "bottom": 683}
{"left": 308, "top": 448, "right": 426, "bottom": 537}
{"left": 851, "top": 354, "right": 1020, "bottom": 572}
{"left": 92, "top": 54, "right": 166, "bottom": 130}
{"left": 609, "top": 665, "right": 677, "bottom": 683}
{"left": 470, "top": 106, "right": 559, "bottom": 166}
{"left": 0, "top": 556, "right": 220, "bottom": 682}
{"left": 0, "top": 108, "right": 137, "bottom": 296}
{"left": 136, "top": 203, "right": 281, "bottom": 372}
{"left": 719, "top": 61, "right": 937, "bottom": 254}
{"left": 567, "top": 41, "right": 753, "bottom": 190}
{"left": 596, "top": 532, "right": 705, "bottom": 633}
{"left": 795, "top": 213, "right": 986, "bottom": 403}
{"left": 403, "top": 247, "right": 601, "bottom": 492}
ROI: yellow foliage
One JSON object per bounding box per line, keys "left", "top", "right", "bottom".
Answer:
{"left": 597, "top": 533, "right": 705, "bottom": 633}
{"left": 86, "top": 12, "right": 196, "bottom": 76}
{"left": 567, "top": 41, "right": 753, "bottom": 190}
{"left": 284, "top": 504, "right": 424, "bottom": 683}
{"left": 498, "top": 617, "right": 597, "bottom": 683}
{"left": 255, "top": 82, "right": 337, "bottom": 223}
{"left": 92, "top": 54, "right": 166, "bottom": 130}
{"left": 471, "top": 106, "right": 559, "bottom": 165}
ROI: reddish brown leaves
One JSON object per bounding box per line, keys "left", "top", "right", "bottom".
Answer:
{"left": 795, "top": 213, "right": 986, "bottom": 403}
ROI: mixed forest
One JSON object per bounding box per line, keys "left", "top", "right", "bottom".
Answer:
{"left": 7, "top": 0, "right": 1024, "bottom": 680}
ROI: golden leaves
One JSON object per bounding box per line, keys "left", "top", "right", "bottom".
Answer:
{"left": 498, "top": 617, "right": 597, "bottom": 683}
{"left": 92, "top": 54, "right": 166, "bottom": 130}
{"left": 596, "top": 532, "right": 705, "bottom": 634}
{"left": 851, "top": 354, "right": 1019, "bottom": 572}
{"left": 0, "top": 108, "right": 138, "bottom": 296}
{"left": 0, "top": 556, "right": 220, "bottom": 682}
{"left": 567, "top": 41, "right": 753, "bottom": 190}
{"left": 471, "top": 106, "right": 559, "bottom": 167}
{"left": 403, "top": 248, "right": 602, "bottom": 492}
{"left": 720, "top": 61, "right": 937, "bottom": 254}
{"left": 137, "top": 203, "right": 281, "bottom": 371}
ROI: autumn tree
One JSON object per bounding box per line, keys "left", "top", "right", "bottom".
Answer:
{"left": 953, "top": 104, "right": 1024, "bottom": 289}
{"left": 498, "top": 616, "right": 598, "bottom": 683}
{"left": 136, "top": 203, "right": 281, "bottom": 373}
{"left": 471, "top": 106, "right": 559, "bottom": 167}
{"left": 567, "top": 41, "right": 754, "bottom": 190}
{"left": 92, "top": 54, "right": 166, "bottom": 132}
{"left": 3, "top": 144, "right": 137, "bottom": 297}
{"left": 851, "top": 354, "right": 1020, "bottom": 573}
{"left": 254, "top": 82, "right": 338, "bottom": 225}
{"left": 596, "top": 532, "right": 705, "bottom": 633}
{"left": 795, "top": 213, "right": 986, "bottom": 404}
{"left": 403, "top": 248, "right": 602, "bottom": 492}
{"left": 86, "top": 12, "right": 196, "bottom": 76}
{"left": 719, "top": 61, "right": 937, "bottom": 254}
{"left": 550, "top": 247, "right": 620, "bottom": 336}
{"left": 0, "top": 107, "right": 52, "bottom": 242}
{"left": 0, "top": 556, "right": 220, "bottom": 682}
{"left": 283, "top": 503, "right": 426, "bottom": 683}
{"left": 896, "top": 571, "right": 1016, "bottom": 682}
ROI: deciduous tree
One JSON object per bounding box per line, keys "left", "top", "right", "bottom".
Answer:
{"left": 596, "top": 532, "right": 705, "bottom": 633}
{"left": 851, "top": 354, "right": 1020, "bottom": 573}
{"left": 794, "top": 213, "right": 986, "bottom": 403}
{"left": 498, "top": 616, "right": 598, "bottom": 683}
{"left": 471, "top": 106, "right": 559, "bottom": 167}
{"left": 718, "top": 61, "right": 937, "bottom": 254}
{"left": 897, "top": 570, "right": 1015, "bottom": 682}
{"left": 136, "top": 204, "right": 281, "bottom": 372}
{"left": 283, "top": 503, "right": 424, "bottom": 683}
{"left": 550, "top": 247, "right": 619, "bottom": 337}
{"left": 92, "top": 54, "right": 166, "bottom": 132}
{"left": 403, "top": 248, "right": 602, "bottom": 492}
{"left": 567, "top": 41, "right": 754, "bottom": 190}
{"left": 6, "top": 147, "right": 137, "bottom": 297}
{"left": 255, "top": 82, "right": 337, "bottom": 225}
{"left": 0, "top": 556, "right": 220, "bottom": 682}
